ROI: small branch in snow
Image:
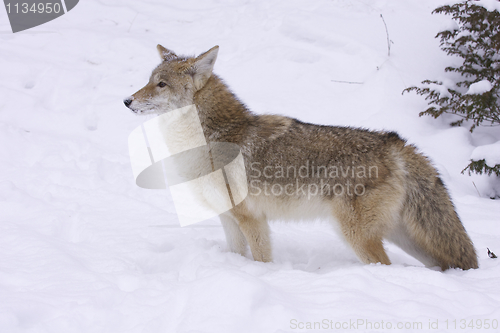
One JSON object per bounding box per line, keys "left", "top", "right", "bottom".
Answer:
{"left": 128, "top": 14, "right": 138, "bottom": 33}
{"left": 331, "top": 80, "right": 364, "bottom": 85}
{"left": 148, "top": 225, "right": 222, "bottom": 228}
{"left": 472, "top": 181, "right": 481, "bottom": 197}
{"left": 380, "top": 14, "right": 391, "bottom": 57}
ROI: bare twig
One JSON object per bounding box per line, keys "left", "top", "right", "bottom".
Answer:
{"left": 331, "top": 80, "right": 364, "bottom": 84}
{"left": 472, "top": 181, "right": 481, "bottom": 196}
{"left": 380, "top": 14, "right": 391, "bottom": 57}
{"left": 128, "top": 14, "right": 138, "bottom": 33}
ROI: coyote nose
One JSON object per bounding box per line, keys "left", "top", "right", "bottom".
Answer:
{"left": 124, "top": 98, "right": 133, "bottom": 108}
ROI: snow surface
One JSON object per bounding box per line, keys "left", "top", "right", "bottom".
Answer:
{"left": 475, "top": 0, "right": 500, "bottom": 12}
{"left": 466, "top": 80, "right": 493, "bottom": 95}
{"left": 1, "top": 1, "right": 500, "bottom": 332}
{"left": 471, "top": 141, "right": 500, "bottom": 167}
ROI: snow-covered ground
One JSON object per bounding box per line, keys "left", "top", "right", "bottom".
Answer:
{"left": 1, "top": 1, "right": 499, "bottom": 332}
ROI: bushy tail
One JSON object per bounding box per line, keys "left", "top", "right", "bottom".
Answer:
{"left": 400, "top": 148, "right": 478, "bottom": 270}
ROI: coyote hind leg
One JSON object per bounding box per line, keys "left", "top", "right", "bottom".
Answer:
{"left": 345, "top": 232, "right": 391, "bottom": 265}
{"left": 341, "top": 222, "right": 391, "bottom": 265}
{"left": 333, "top": 199, "right": 392, "bottom": 266}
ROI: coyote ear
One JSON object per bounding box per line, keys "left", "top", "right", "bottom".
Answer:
{"left": 192, "top": 45, "right": 219, "bottom": 90}
{"left": 157, "top": 44, "right": 177, "bottom": 61}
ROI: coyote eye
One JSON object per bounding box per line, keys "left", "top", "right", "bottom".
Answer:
{"left": 157, "top": 82, "right": 167, "bottom": 88}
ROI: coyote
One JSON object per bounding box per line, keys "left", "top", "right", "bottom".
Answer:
{"left": 124, "top": 45, "right": 478, "bottom": 270}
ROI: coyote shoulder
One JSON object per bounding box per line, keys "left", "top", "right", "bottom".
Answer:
{"left": 124, "top": 45, "right": 478, "bottom": 270}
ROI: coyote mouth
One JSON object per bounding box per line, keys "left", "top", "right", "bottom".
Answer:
{"left": 124, "top": 99, "right": 157, "bottom": 115}
{"left": 132, "top": 109, "right": 155, "bottom": 116}
{"left": 130, "top": 106, "right": 159, "bottom": 116}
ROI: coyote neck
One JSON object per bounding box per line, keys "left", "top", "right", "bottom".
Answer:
{"left": 194, "top": 74, "right": 253, "bottom": 144}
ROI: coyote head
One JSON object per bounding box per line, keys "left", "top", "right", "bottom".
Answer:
{"left": 124, "top": 45, "right": 219, "bottom": 115}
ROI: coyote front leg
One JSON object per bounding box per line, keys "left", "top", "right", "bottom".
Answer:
{"left": 232, "top": 208, "right": 272, "bottom": 262}
{"left": 220, "top": 213, "right": 248, "bottom": 256}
